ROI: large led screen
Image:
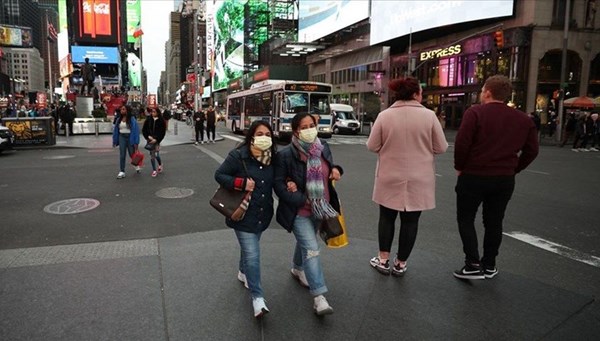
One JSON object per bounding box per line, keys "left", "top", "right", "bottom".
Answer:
{"left": 127, "top": 53, "right": 142, "bottom": 87}
{"left": 74, "top": 0, "right": 121, "bottom": 45}
{"left": 370, "top": 1, "right": 514, "bottom": 45}
{"left": 126, "top": 0, "right": 141, "bottom": 43}
{"left": 298, "top": 1, "right": 369, "bottom": 43}
{"left": 0, "top": 26, "right": 33, "bottom": 47}
{"left": 207, "top": 0, "right": 271, "bottom": 91}
{"left": 72, "top": 46, "right": 119, "bottom": 64}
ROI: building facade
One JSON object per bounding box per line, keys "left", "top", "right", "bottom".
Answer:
{"left": 4, "top": 47, "right": 45, "bottom": 92}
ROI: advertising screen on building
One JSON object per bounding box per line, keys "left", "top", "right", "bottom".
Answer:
{"left": 370, "top": 1, "right": 515, "bottom": 45}
{"left": 127, "top": 52, "right": 141, "bottom": 87}
{"left": 0, "top": 26, "right": 33, "bottom": 47}
{"left": 207, "top": 0, "right": 271, "bottom": 91}
{"left": 298, "top": 0, "right": 369, "bottom": 43}
{"left": 74, "top": 0, "right": 121, "bottom": 45}
{"left": 126, "top": 0, "right": 141, "bottom": 43}
{"left": 72, "top": 46, "right": 119, "bottom": 64}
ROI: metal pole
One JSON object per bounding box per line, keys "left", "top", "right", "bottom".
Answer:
{"left": 556, "top": 0, "right": 570, "bottom": 144}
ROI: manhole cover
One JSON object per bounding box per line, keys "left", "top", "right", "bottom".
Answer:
{"left": 155, "top": 187, "right": 194, "bottom": 199}
{"left": 44, "top": 198, "right": 100, "bottom": 215}
{"left": 43, "top": 155, "right": 75, "bottom": 160}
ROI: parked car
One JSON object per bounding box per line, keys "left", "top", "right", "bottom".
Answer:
{"left": 330, "top": 103, "right": 361, "bottom": 134}
{"left": 0, "top": 123, "right": 15, "bottom": 153}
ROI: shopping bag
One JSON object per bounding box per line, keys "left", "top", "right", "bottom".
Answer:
{"left": 326, "top": 207, "right": 348, "bottom": 248}
{"left": 209, "top": 187, "right": 251, "bottom": 221}
{"left": 131, "top": 150, "right": 144, "bottom": 166}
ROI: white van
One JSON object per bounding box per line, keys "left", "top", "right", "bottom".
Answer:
{"left": 330, "top": 103, "right": 361, "bottom": 135}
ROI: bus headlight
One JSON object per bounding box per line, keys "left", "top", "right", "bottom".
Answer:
{"left": 319, "top": 126, "right": 331, "bottom": 132}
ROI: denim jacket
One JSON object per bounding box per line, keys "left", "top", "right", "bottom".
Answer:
{"left": 112, "top": 117, "right": 140, "bottom": 146}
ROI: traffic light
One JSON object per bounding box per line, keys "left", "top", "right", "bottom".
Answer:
{"left": 494, "top": 30, "right": 504, "bottom": 49}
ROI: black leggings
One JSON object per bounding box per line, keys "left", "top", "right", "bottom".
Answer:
{"left": 195, "top": 124, "right": 204, "bottom": 142}
{"left": 206, "top": 124, "right": 216, "bottom": 141}
{"left": 378, "top": 205, "right": 422, "bottom": 261}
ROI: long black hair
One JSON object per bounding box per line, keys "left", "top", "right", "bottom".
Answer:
{"left": 118, "top": 105, "right": 133, "bottom": 128}
{"left": 291, "top": 113, "right": 317, "bottom": 132}
{"left": 242, "top": 120, "right": 276, "bottom": 155}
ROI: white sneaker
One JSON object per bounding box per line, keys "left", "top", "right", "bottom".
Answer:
{"left": 582, "top": 148, "right": 590, "bottom": 152}
{"left": 313, "top": 295, "right": 333, "bottom": 315}
{"left": 252, "top": 297, "right": 269, "bottom": 318}
{"left": 117, "top": 171, "right": 125, "bottom": 179}
{"left": 237, "top": 271, "right": 249, "bottom": 289}
{"left": 572, "top": 148, "right": 580, "bottom": 152}
{"left": 291, "top": 268, "right": 309, "bottom": 288}
{"left": 590, "top": 147, "right": 599, "bottom": 152}
{"left": 135, "top": 165, "right": 142, "bottom": 173}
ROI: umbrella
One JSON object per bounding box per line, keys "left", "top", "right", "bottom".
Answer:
{"left": 594, "top": 96, "right": 600, "bottom": 106}
{"left": 563, "top": 96, "right": 597, "bottom": 108}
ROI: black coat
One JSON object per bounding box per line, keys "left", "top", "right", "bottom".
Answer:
{"left": 142, "top": 117, "right": 167, "bottom": 144}
{"left": 214, "top": 146, "right": 275, "bottom": 233}
{"left": 273, "top": 140, "right": 343, "bottom": 232}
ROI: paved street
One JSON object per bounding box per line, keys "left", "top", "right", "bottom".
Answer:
{"left": 1, "top": 123, "right": 599, "bottom": 340}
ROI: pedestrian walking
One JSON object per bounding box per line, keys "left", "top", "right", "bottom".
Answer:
{"left": 193, "top": 109, "right": 206, "bottom": 145}
{"left": 112, "top": 105, "right": 140, "bottom": 179}
{"left": 214, "top": 120, "right": 277, "bottom": 318}
{"left": 560, "top": 113, "right": 576, "bottom": 147}
{"left": 142, "top": 107, "right": 166, "bottom": 177}
{"left": 206, "top": 105, "right": 217, "bottom": 143}
{"left": 578, "top": 113, "right": 595, "bottom": 152}
{"left": 273, "top": 113, "right": 343, "bottom": 316}
{"left": 589, "top": 113, "right": 599, "bottom": 151}
{"left": 366, "top": 77, "right": 448, "bottom": 276}
{"left": 572, "top": 113, "right": 587, "bottom": 151}
{"left": 453, "top": 75, "right": 539, "bottom": 280}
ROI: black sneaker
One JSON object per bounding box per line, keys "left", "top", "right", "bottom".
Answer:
{"left": 370, "top": 256, "right": 390, "bottom": 275}
{"left": 453, "top": 263, "right": 484, "bottom": 280}
{"left": 484, "top": 267, "right": 498, "bottom": 279}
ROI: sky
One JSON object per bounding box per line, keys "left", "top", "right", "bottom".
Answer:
{"left": 141, "top": 0, "right": 173, "bottom": 93}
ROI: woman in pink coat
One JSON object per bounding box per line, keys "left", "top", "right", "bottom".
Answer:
{"left": 366, "top": 77, "right": 448, "bottom": 276}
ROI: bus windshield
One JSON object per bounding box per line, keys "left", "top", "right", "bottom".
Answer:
{"left": 284, "top": 92, "right": 330, "bottom": 115}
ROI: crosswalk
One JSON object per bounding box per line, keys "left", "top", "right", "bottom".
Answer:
{"left": 221, "top": 134, "right": 368, "bottom": 145}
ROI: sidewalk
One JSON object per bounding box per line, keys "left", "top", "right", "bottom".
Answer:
{"left": 22, "top": 120, "right": 223, "bottom": 150}
{"left": 0, "top": 229, "right": 596, "bottom": 340}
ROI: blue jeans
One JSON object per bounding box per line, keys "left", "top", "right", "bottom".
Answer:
{"left": 118, "top": 134, "right": 134, "bottom": 172}
{"left": 149, "top": 144, "right": 162, "bottom": 171}
{"left": 292, "top": 215, "right": 328, "bottom": 296}
{"left": 234, "top": 229, "right": 263, "bottom": 299}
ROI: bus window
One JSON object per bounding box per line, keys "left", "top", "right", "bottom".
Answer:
{"left": 309, "top": 93, "right": 330, "bottom": 115}
{"left": 285, "top": 93, "right": 308, "bottom": 113}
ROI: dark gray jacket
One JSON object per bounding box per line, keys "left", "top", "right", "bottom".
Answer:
{"left": 273, "top": 140, "right": 343, "bottom": 232}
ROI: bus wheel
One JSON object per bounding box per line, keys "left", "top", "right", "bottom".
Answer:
{"left": 333, "top": 126, "right": 340, "bottom": 134}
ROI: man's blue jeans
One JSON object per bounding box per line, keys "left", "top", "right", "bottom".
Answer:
{"left": 235, "top": 229, "right": 263, "bottom": 299}
{"left": 118, "top": 134, "right": 134, "bottom": 172}
{"left": 292, "top": 215, "right": 328, "bottom": 296}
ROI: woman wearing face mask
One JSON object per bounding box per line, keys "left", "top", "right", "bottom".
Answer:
{"left": 214, "top": 120, "right": 276, "bottom": 319}
{"left": 273, "top": 113, "right": 343, "bottom": 316}
{"left": 112, "top": 105, "right": 140, "bottom": 179}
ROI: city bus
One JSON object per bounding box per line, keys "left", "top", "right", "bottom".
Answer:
{"left": 226, "top": 80, "right": 333, "bottom": 140}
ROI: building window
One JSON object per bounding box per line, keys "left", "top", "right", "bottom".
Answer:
{"left": 552, "top": 0, "right": 575, "bottom": 27}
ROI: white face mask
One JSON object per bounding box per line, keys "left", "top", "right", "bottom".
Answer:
{"left": 298, "top": 127, "right": 318, "bottom": 143}
{"left": 253, "top": 135, "right": 272, "bottom": 151}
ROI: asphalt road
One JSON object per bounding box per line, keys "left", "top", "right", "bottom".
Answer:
{"left": 1, "top": 127, "right": 599, "bottom": 313}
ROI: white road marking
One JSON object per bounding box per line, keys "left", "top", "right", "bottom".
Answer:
{"left": 504, "top": 231, "right": 600, "bottom": 268}
{"left": 524, "top": 169, "right": 550, "bottom": 175}
{"left": 221, "top": 134, "right": 244, "bottom": 142}
{"left": 435, "top": 174, "right": 442, "bottom": 177}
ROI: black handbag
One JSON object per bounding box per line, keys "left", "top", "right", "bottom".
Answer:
{"left": 319, "top": 216, "right": 344, "bottom": 242}
{"left": 144, "top": 142, "right": 156, "bottom": 151}
{"left": 210, "top": 158, "right": 250, "bottom": 221}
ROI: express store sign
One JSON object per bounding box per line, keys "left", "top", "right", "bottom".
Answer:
{"left": 419, "top": 44, "right": 462, "bottom": 61}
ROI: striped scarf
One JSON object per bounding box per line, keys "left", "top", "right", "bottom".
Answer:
{"left": 250, "top": 144, "right": 272, "bottom": 165}
{"left": 292, "top": 136, "right": 338, "bottom": 219}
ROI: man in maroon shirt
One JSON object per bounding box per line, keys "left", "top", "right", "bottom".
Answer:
{"left": 453, "top": 75, "right": 539, "bottom": 280}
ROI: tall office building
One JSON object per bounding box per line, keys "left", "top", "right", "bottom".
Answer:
{"left": 39, "top": 8, "right": 59, "bottom": 89}
{"left": 3, "top": 47, "right": 45, "bottom": 92}
{"left": 0, "top": 0, "right": 42, "bottom": 52}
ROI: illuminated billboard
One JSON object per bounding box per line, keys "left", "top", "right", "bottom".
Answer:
{"left": 298, "top": 1, "right": 369, "bottom": 43}
{"left": 127, "top": 53, "right": 141, "bottom": 87}
{"left": 370, "top": 1, "right": 514, "bottom": 45}
{"left": 207, "top": 0, "right": 271, "bottom": 91}
{"left": 0, "top": 25, "right": 33, "bottom": 47}
{"left": 74, "top": 0, "right": 121, "bottom": 45}
{"left": 126, "top": 0, "right": 141, "bottom": 43}
{"left": 72, "top": 46, "right": 119, "bottom": 64}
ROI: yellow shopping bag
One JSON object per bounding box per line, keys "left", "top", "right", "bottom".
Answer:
{"left": 326, "top": 207, "right": 348, "bottom": 248}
